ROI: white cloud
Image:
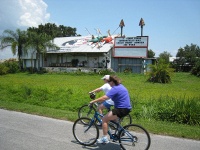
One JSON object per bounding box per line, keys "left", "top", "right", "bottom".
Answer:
{"left": 18, "top": 0, "right": 50, "bottom": 27}
{"left": 0, "top": 0, "right": 50, "bottom": 33}
{"left": 0, "top": 0, "right": 50, "bottom": 59}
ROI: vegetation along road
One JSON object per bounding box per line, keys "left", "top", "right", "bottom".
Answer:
{"left": 0, "top": 72, "right": 200, "bottom": 141}
{"left": 0, "top": 109, "right": 200, "bottom": 150}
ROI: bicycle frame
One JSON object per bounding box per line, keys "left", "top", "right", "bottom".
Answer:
{"left": 86, "top": 104, "right": 134, "bottom": 142}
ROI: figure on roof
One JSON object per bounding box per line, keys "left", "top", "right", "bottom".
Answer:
{"left": 101, "top": 30, "right": 113, "bottom": 44}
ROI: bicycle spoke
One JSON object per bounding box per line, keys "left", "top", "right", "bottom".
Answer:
{"left": 119, "top": 124, "right": 151, "bottom": 150}
{"left": 73, "top": 117, "right": 99, "bottom": 146}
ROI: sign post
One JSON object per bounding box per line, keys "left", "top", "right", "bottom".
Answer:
{"left": 139, "top": 18, "right": 145, "bottom": 36}
{"left": 119, "top": 19, "right": 125, "bottom": 37}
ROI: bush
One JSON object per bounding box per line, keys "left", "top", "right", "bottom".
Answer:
{"left": 98, "top": 68, "right": 115, "bottom": 75}
{"left": 0, "top": 63, "right": 9, "bottom": 75}
{"left": 3, "top": 59, "right": 19, "bottom": 73}
{"left": 191, "top": 59, "right": 200, "bottom": 77}
{"left": 146, "top": 59, "right": 174, "bottom": 83}
{"left": 123, "top": 67, "right": 132, "bottom": 74}
{"left": 23, "top": 67, "right": 38, "bottom": 73}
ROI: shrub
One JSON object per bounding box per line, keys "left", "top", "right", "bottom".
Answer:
{"left": 123, "top": 67, "right": 132, "bottom": 74}
{"left": 98, "top": 69, "right": 115, "bottom": 75}
{"left": 0, "top": 63, "right": 9, "bottom": 75}
{"left": 191, "top": 59, "right": 200, "bottom": 77}
{"left": 3, "top": 59, "right": 19, "bottom": 73}
{"left": 146, "top": 59, "right": 175, "bottom": 83}
{"left": 23, "top": 67, "right": 38, "bottom": 73}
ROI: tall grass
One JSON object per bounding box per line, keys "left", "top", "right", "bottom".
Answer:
{"left": 0, "top": 72, "right": 200, "bottom": 126}
{"left": 137, "top": 96, "right": 200, "bottom": 125}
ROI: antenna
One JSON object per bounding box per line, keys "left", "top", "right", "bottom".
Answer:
{"left": 85, "top": 28, "right": 92, "bottom": 35}
{"left": 111, "top": 26, "right": 120, "bottom": 35}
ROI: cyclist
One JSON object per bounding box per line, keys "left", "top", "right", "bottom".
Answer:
{"left": 89, "top": 75, "right": 132, "bottom": 144}
{"left": 89, "top": 75, "right": 114, "bottom": 115}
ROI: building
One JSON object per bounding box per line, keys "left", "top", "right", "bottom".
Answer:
{"left": 22, "top": 35, "right": 154, "bottom": 73}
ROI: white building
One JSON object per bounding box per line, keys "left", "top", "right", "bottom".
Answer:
{"left": 21, "top": 35, "right": 154, "bottom": 73}
{"left": 22, "top": 35, "right": 114, "bottom": 72}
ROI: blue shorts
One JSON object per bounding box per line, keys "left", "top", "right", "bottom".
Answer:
{"left": 103, "top": 101, "right": 112, "bottom": 110}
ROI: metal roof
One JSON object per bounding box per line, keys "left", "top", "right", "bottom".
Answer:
{"left": 47, "top": 35, "right": 114, "bottom": 53}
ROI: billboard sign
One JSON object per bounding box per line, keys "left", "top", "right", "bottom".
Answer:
{"left": 114, "top": 36, "right": 148, "bottom": 58}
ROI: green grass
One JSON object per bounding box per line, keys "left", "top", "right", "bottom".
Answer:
{"left": 0, "top": 100, "right": 77, "bottom": 121}
{"left": 0, "top": 72, "right": 200, "bottom": 140}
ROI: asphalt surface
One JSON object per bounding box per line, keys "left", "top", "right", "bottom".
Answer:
{"left": 0, "top": 109, "right": 200, "bottom": 150}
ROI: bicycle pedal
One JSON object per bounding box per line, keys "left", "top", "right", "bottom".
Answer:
{"left": 111, "top": 134, "right": 119, "bottom": 142}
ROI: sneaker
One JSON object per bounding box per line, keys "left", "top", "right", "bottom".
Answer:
{"left": 97, "top": 136, "right": 109, "bottom": 144}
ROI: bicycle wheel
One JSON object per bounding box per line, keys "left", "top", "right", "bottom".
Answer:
{"left": 120, "top": 114, "right": 132, "bottom": 127}
{"left": 78, "top": 104, "right": 96, "bottom": 124}
{"left": 119, "top": 124, "right": 151, "bottom": 150}
{"left": 72, "top": 117, "right": 99, "bottom": 146}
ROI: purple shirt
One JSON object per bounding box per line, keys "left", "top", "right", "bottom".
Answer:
{"left": 106, "top": 84, "right": 132, "bottom": 109}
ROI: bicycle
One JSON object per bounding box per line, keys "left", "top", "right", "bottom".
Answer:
{"left": 78, "top": 92, "right": 132, "bottom": 127}
{"left": 73, "top": 104, "right": 151, "bottom": 150}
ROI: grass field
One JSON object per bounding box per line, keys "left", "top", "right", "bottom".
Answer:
{"left": 0, "top": 72, "right": 200, "bottom": 140}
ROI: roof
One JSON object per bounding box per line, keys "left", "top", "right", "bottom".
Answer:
{"left": 47, "top": 35, "right": 115, "bottom": 53}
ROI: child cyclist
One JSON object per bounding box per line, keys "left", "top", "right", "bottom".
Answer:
{"left": 89, "top": 75, "right": 114, "bottom": 115}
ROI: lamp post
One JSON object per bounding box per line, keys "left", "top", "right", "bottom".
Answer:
{"left": 139, "top": 18, "right": 145, "bottom": 36}
{"left": 119, "top": 19, "right": 125, "bottom": 37}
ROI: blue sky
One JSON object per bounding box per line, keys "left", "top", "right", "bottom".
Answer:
{"left": 0, "top": 0, "right": 200, "bottom": 59}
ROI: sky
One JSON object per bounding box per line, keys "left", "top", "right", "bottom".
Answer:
{"left": 0, "top": 0, "right": 200, "bottom": 59}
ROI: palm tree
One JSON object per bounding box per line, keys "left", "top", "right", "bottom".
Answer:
{"left": 0, "top": 29, "right": 27, "bottom": 70}
{"left": 26, "top": 31, "right": 58, "bottom": 72}
{"left": 146, "top": 59, "right": 175, "bottom": 83}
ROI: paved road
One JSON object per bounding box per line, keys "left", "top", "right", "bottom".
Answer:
{"left": 0, "top": 109, "right": 200, "bottom": 150}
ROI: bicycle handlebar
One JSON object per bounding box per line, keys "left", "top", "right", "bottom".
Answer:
{"left": 89, "top": 92, "right": 96, "bottom": 99}
{"left": 88, "top": 103, "right": 93, "bottom": 108}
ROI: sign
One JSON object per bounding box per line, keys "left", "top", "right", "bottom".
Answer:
{"left": 115, "top": 36, "right": 148, "bottom": 47}
{"left": 114, "top": 48, "right": 147, "bottom": 57}
{"left": 113, "top": 36, "right": 148, "bottom": 58}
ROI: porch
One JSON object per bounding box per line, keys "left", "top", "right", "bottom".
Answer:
{"left": 43, "top": 66, "right": 104, "bottom": 73}
{"left": 47, "top": 61, "right": 104, "bottom": 68}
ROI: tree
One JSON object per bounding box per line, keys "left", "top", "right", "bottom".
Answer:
{"left": 158, "top": 51, "right": 172, "bottom": 63}
{"left": 191, "top": 59, "right": 200, "bottom": 77}
{"left": 148, "top": 49, "right": 155, "bottom": 58}
{"left": 27, "top": 23, "right": 78, "bottom": 38}
{"left": 176, "top": 44, "right": 200, "bottom": 65}
{"left": 26, "top": 31, "right": 59, "bottom": 72}
{"left": 0, "top": 29, "right": 27, "bottom": 70}
{"left": 175, "top": 44, "right": 200, "bottom": 72}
